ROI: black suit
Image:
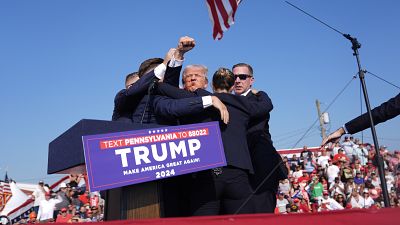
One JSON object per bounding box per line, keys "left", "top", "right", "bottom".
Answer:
{"left": 154, "top": 84, "right": 271, "bottom": 215}
{"left": 345, "top": 93, "right": 400, "bottom": 134}
{"left": 111, "top": 68, "right": 157, "bottom": 122}
{"left": 112, "top": 89, "right": 141, "bottom": 122}
{"left": 111, "top": 64, "right": 182, "bottom": 123}
{"left": 131, "top": 66, "right": 182, "bottom": 125}
{"left": 245, "top": 91, "right": 288, "bottom": 213}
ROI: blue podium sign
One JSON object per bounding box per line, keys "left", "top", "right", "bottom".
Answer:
{"left": 82, "top": 122, "right": 226, "bottom": 191}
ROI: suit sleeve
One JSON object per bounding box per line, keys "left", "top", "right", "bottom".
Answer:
{"left": 243, "top": 91, "right": 273, "bottom": 118}
{"left": 194, "top": 88, "right": 212, "bottom": 97}
{"left": 156, "top": 83, "right": 198, "bottom": 99}
{"left": 152, "top": 95, "right": 205, "bottom": 119}
{"left": 125, "top": 69, "right": 157, "bottom": 97}
{"left": 112, "top": 89, "right": 127, "bottom": 121}
{"left": 345, "top": 93, "right": 400, "bottom": 134}
{"left": 163, "top": 65, "right": 182, "bottom": 87}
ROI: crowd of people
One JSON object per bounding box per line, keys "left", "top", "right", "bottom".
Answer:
{"left": 16, "top": 174, "right": 104, "bottom": 224}
{"left": 276, "top": 138, "right": 400, "bottom": 213}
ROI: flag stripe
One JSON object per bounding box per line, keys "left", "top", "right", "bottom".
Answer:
{"left": 206, "top": 0, "right": 224, "bottom": 40}
{"left": 215, "top": 0, "right": 231, "bottom": 29}
{"left": 206, "top": 0, "right": 239, "bottom": 40}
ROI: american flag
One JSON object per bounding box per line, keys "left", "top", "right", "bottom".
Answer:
{"left": 206, "top": 0, "right": 241, "bottom": 40}
{"left": 0, "top": 180, "right": 12, "bottom": 211}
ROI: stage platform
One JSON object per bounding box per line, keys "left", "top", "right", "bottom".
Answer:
{"left": 62, "top": 208, "right": 398, "bottom": 225}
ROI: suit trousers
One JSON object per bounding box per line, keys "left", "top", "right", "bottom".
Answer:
{"left": 189, "top": 167, "right": 254, "bottom": 216}
{"left": 248, "top": 132, "right": 288, "bottom": 213}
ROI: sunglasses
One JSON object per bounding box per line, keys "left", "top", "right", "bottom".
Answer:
{"left": 234, "top": 74, "right": 252, "bottom": 80}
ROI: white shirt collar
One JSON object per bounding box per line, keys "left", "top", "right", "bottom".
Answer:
{"left": 241, "top": 89, "right": 252, "bottom": 96}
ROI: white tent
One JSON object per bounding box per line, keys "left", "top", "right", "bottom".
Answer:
{"left": 0, "top": 182, "right": 30, "bottom": 217}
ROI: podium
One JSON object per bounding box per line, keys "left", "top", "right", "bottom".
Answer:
{"left": 48, "top": 119, "right": 172, "bottom": 220}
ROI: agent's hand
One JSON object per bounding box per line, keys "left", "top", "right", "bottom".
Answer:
{"left": 163, "top": 48, "right": 176, "bottom": 65}
{"left": 211, "top": 96, "right": 229, "bottom": 124}
{"left": 322, "top": 127, "right": 346, "bottom": 146}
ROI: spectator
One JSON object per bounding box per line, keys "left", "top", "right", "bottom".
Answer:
{"left": 68, "top": 174, "right": 82, "bottom": 188}
{"left": 37, "top": 193, "right": 62, "bottom": 222}
{"left": 320, "top": 176, "right": 328, "bottom": 191}
{"left": 370, "top": 172, "right": 381, "bottom": 188}
{"left": 320, "top": 191, "right": 344, "bottom": 211}
{"left": 345, "top": 178, "right": 357, "bottom": 198}
{"left": 279, "top": 179, "right": 291, "bottom": 196}
{"left": 365, "top": 160, "right": 377, "bottom": 175}
{"left": 31, "top": 181, "right": 46, "bottom": 214}
{"left": 317, "top": 149, "right": 330, "bottom": 169}
{"left": 348, "top": 191, "right": 365, "bottom": 209}
{"left": 298, "top": 173, "right": 310, "bottom": 184}
{"left": 327, "top": 159, "right": 340, "bottom": 184}
{"left": 353, "top": 160, "right": 363, "bottom": 175}
{"left": 340, "top": 162, "right": 354, "bottom": 183}
{"left": 89, "top": 206, "right": 103, "bottom": 222}
{"left": 77, "top": 206, "right": 88, "bottom": 220}
{"left": 354, "top": 171, "right": 365, "bottom": 187}
{"left": 329, "top": 177, "right": 345, "bottom": 197}
{"left": 303, "top": 158, "right": 316, "bottom": 174}
{"left": 333, "top": 149, "right": 349, "bottom": 164}
{"left": 341, "top": 136, "right": 354, "bottom": 160}
{"left": 290, "top": 181, "right": 302, "bottom": 199}
{"left": 331, "top": 142, "right": 341, "bottom": 157}
{"left": 362, "top": 190, "right": 375, "bottom": 208}
{"left": 78, "top": 191, "right": 90, "bottom": 206}
{"left": 298, "top": 197, "right": 311, "bottom": 213}
{"left": 56, "top": 208, "right": 72, "bottom": 223}
{"left": 309, "top": 177, "right": 324, "bottom": 207}
{"left": 276, "top": 192, "right": 290, "bottom": 214}
{"left": 67, "top": 204, "right": 76, "bottom": 216}
{"left": 300, "top": 146, "right": 312, "bottom": 162}
{"left": 70, "top": 188, "right": 82, "bottom": 208}
{"left": 385, "top": 170, "right": 395, "bottom": 191}
{"left": 289, "top": 154, "right": 300, "bottom": 171}
{"left": 335, "top": 194, "right": 347, "bottom": 208}
{"left": 54, "top": 183, "right": 71, "bottom": 219}
{"left": 292, "top": 165, "right": 304, "bottom": 181}
{"left": 28, "top": 212, "right": 37, "bottom": 224}
{"left": 353, "top": 140, "right": 369, "bottom": 166}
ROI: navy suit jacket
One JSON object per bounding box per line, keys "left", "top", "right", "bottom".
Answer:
{"left": 112, "top": 65, "right": 181, "bottom": 123}
{"left": 244, "top": 91, "right": 288, "bottom": 189}
{"left": 345, "top": 93, "right": 400, "bottom": 134}
{"left": 245, "top": 91, "right": 273, "bottom": 141}
{"left": 112, "top": 68, "right": 160, "bottom": 122}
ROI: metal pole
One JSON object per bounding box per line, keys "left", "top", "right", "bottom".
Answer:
{"left": 344, "top": 34, "right": 390, "bottom": 207}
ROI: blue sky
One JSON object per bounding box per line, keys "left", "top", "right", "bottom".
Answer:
{"left": 1, "top": 1, "right": 399, "bottom": 184}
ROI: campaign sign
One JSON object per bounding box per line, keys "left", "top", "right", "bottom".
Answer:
{"left": 82, "top": 121, "right": 226, "bottom": 192}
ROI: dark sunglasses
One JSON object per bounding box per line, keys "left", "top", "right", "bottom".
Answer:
{"left": 234, "top": 74, "right": 252, "bottom": 80}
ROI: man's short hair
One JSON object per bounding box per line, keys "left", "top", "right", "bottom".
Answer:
{"left": 182, "top": 64, "right": 208, "bottom": 84}
{"left": 212, "top": 68, "right": 235, "bottom": 91}
{"left": 232, "top": 63, "right": 253, "bottom": 76}
{"left": 125, "top": 72, "right": 139, "bottom": 83}
{"left": 138, "top": 58, "right": 163, "bottom": 78}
